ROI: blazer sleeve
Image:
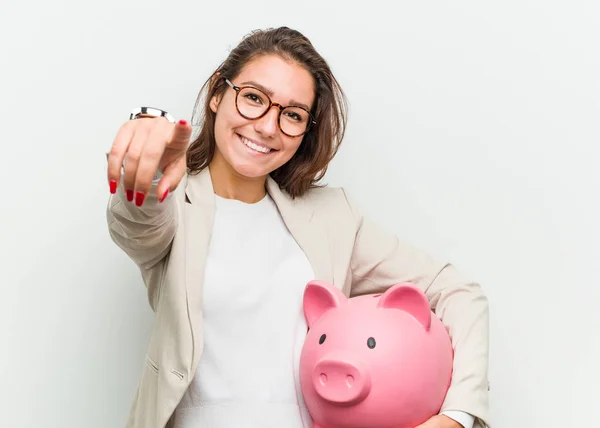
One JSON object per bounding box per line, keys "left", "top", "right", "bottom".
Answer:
{"left": 106, "top": 180, "right": 178, "bottom": 309}
{"left": 342, "top": 189, "right": 491, "bottom": 428}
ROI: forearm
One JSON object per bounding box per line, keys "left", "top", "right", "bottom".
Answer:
{"left": 106, "top": 179, "right": 178, "bottom": 271}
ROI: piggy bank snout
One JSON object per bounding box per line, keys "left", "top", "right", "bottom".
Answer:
{"left": 312, "top": 356, "right": 371, "bottom": 405}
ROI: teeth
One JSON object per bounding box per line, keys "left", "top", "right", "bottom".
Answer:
{"left": 241, "top": 136, "right": 272, "bottom": 154}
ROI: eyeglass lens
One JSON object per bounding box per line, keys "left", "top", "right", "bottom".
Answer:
{"left": 236, "top": 87, "right": 310, "bottom": 136}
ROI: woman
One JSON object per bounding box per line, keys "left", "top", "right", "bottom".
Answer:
{"left": 106, "top": 27, "right": 490, "bottom": 428}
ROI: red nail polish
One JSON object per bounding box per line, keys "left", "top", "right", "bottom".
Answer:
{"left": 178, "top": 119, "right": 187, "bottom": 126}
{"left": 109, "top": 180, "right": 117, "bottom": 194}
{"left": 159, "top": 189, "right": 169, "bottom": 203}
{"left": 126, "top": 189, "right": 134, "bottom": 202}
{"left": 135, "top": 192, "right": 145, "bottom": 207}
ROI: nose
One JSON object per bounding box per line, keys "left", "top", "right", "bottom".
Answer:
{"left": 312, "top": 356, "right": 371, "bottom": 405}
{"left": 254, "top": 106, "right": 279, "bottom": 137}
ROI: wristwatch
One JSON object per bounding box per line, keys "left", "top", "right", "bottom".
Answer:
{"left": 130, "top": 106, "right": 175, "bottom": 123}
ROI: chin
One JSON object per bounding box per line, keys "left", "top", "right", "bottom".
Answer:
{"left": 224, "top": 149, "right": 279, "bottom": 179}
{"left": 230, "top": 161, "right": 272, "bottom": 179}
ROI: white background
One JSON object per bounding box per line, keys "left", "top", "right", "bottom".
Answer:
{"left": 1, "top": 1, "right": 598, "bottom": 427}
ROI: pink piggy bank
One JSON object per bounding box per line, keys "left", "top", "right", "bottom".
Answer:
{"left": 299, "top": 280, "right": 453, "bottom": 428}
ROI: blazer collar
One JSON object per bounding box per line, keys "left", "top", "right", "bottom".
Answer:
{"left": 183, "top": 168, "right": 311, "bottom": 219}
{"left": 265, "top": 175, "right": 313, "bottom": 221}
{"left": 183, "top": 167, "right": 333, "bottom": 283}
{"left": 184, "top": 167, "right": 215, "bottom": 208}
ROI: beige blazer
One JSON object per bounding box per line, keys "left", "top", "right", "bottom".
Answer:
{"left": 106, "top": 167, "right": 490, "bottom": 428}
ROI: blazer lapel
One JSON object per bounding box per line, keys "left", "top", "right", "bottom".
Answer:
{"left": 183, "top": 168, "right": 215, "bottom": 369}
{"left": 266, "top": 177, "right": 334, "bottom": 285}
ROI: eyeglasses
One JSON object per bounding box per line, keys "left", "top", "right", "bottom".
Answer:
{"left": 224, "top": 78, "right": 316, "bottom": 137}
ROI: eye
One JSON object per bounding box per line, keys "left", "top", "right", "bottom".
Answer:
{"left": 243, "top": 92, "right": 264, "bottom": 104}
{"left": 319, "top": 334, "right": 326, "bottom": 344}
{"left": 367, "top": 337, "right": 376, "bottom": 349}
{"left": 284, "top": 111, "right": 302, "bottom": 122}
{"left": 282, "top": 107, "right": 307, "bottom": 123}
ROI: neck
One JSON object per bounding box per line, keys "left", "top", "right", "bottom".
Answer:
{"left": 209, "top": 152, "right": 268, "bottom": 204}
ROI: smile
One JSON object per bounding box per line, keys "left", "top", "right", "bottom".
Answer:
{"left": 238, "top": 134, "right": 275, "bottom": 154}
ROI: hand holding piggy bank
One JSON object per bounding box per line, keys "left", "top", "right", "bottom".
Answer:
{"left": 299, "top": 280, "right": 453, "bottom": 428}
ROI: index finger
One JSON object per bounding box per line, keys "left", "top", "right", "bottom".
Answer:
{"left": 167, "top": 119, "right": 193, "bottom": 150}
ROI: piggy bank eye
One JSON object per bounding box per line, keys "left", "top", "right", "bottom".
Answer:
{"left": 319, "top": 334, "right": 326, "bottom": 344}
{"left": 367, "top": 337, "right": 376, "bottom": 349}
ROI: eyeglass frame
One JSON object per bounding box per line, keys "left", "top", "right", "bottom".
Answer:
{"left": 223, "top": 78, "right": 317, "bottom": 137}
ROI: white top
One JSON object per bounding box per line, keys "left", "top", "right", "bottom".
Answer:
{"left": 172, "top": 193, "right": 314, "bottom": 428}
{"left": 171, "top": 192, "right": 474, "bottom": 428}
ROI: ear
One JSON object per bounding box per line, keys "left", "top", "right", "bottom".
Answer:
{"left": 303, "top": 280, "right": 346, "bottom": 328}
{"left": 209, "top": 93, "right": 221, "bottom": 114}
{"left": 376, "top": 283, "right": 432, "bottom": 330}
{"left": 209, "top": 72, "right": 222, "bottom": 113}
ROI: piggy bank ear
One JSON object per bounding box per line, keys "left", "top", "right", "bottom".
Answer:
{"left": 376, "top": 283, "right": 432, "bottom": 330}
{"left": 303, "top": 280, "right": 346, "bottom": 327}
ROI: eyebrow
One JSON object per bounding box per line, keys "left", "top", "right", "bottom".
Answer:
{"left": 239, "top": 80, "right": 311, "bottom": 111}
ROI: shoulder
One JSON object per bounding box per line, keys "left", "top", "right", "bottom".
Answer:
{"left": 299, "top": 184, "right": 345, "bottom": 207}
{"left": 299, "top": 185, "right": 361, "bottom": 224}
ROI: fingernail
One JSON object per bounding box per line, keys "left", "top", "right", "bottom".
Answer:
{"left": 135, "top": 192, "right": 145, "bottom": 207}
{"left": 126, "top": 189, "right": 134, "bottom": 202}
{"left": 159, "top": 189, "right": 169, "bottom": 203}
{"left": 178, "top": 119, "right": 188, "bottom": 126}
{"left": 109, "top": 180, "right": 117, "bottom": 194}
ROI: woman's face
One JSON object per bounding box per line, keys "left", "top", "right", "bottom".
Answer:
{"left": 210, "top": 54, "right": 315, "bottom": 180}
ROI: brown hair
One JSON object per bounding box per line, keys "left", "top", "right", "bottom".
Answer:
{"left": 186, "top": 26, "right": 348, "bottom": 198}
